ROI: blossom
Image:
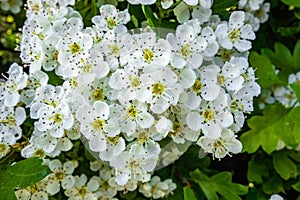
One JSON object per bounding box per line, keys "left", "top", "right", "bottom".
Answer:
{"left": 215, "top": 11, "right": 255, "bottom": 52}
{"left": 0, "top": 106, "right": 26, "bottom": 145}
{"left": 197, "top": 128, "right": 242, "bottom": 159}
{"left": 1, "top": 63, "right": 28, "bottom": 107}
{"left": 139, "top": 176, "right": 177, "bottom": 199}
{"left": 92, "top": 4, "right": 130, "bottom": 33}
{"left": 136, "top": 65, "right": 182, "bottom": 114}
{"left": 15, "top": 178, "right": 49, "bottom": 200}
{"left": 167, "top": 21, "right": 207, "bottom": 69}
{"left": 109, "top": 100, "right": 154, "bottom": 136}
{"left": 64, "top": 174, "right": 98, "bottom": 200}
{"left": 46, "top": 159, "right": 76, "bottom": 195}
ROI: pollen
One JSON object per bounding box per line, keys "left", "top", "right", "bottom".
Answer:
{"left": 180, "top": 44, "right": 191, "bottom": 58}
{"left": 152, "top": 82, "right": 165, "bottom": 95}
{"left": 228, "top": 29, "right": 241, "bottom": 43}
{"left": 69, "top": 42, "right": 82, "bottom": 54}
{"left": 202, "top": 109, "right": 215, "bottom": 122}
{"left": 91, "top": 118, "right": 106, "bottom": 131}
{"left": 127, "top": 105, "right": 137, "bottom": 119}
{"left": 192, "top": 79, "right": 202, "bottom": 94}
{"left": 91, "top": 89, "right": 104, "bottom": 101}
{"left": 143, "top": 48, "right": 154, "bottom": 64}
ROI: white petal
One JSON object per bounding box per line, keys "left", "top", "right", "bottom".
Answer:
{"left": 137, "top": 112, "right": 154, "bottom": 128}
{"left": 62, "top": 175, "right": 75, "bottom": 189}
{"left": 201, "top": 85, "right": 220, "bottom": 101}
{"left": 89, "top": 133, "right": 107, "bottom": 152}
{"left": 94, "top": 101, "right": 109, "bottom": 120}
{"left": 234, "top": 39, "right": 252, "bottom": 52}
{"left": 186, "top": 112, "right": 203, "bottom": 131}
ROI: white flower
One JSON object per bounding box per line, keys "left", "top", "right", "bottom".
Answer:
{"left": 109, "top": 65, "right": 142, "bottom": 103}
{"left": 255, "top": 2, "right": 271, "bottom": 23}
{"left": 160, "top": 145, "right": 184, "bottom": 167}
{"left": 20, "top": 70, "right": 48, "bottom": 106}
{"left": 136, "top": 66, "right": 182, "bottom": 114}
{"left": 167, "top": 21, "right": 207, "bottom": 69}
{"left": 64, "top": 174, "right": 98, "bottom": 200}
{"left": 274, "top": 86, "right": 296, "bottom": 108}
{"left": 76, "top": 101, "right": 112, "bottom": 152}
{"left": 218, "top": 59, "right": 245, "bottom": 91}
{"left": 96, "top": 31, "right": 135, "bottom": 70}
{"left": 15, "top": 178, "right": 49, "bottom": 200}
{"left": 0, "top": 106, "right": 26, "bottom": 145}
{"left": 109, "top": 100, "right": 154, "bottom": 136}
{"left": 1, "top": 63, "right": 28, "bottom": 107}
{"left": 92, "top": 4, "right": 130, "bottom": 33}
{"left": 56, "top": 28, "right": 93, "bottom": 78}
{"left": 128, "top": 32, "right": 171, "bottom": 68}
{"left": 30, "top": 85, "right": 74, "bottom": 137}
{"left": 269, "top": 194, "right": 284, "bottom": 200}
{"left": 20, "top": 35, "right": 44, "bottom": 74}
{"left": 139, "top": 176, "right": 177, "bottom": 199}
{"left": 197, "top": 128, "right": 242, "bottom": 159}
{"left": 186, "top": 90, "right": 233, "bottom": 139}
{"left": 288, "top": 71, "right": 300, "bottom": 84}
{"left": 110, "top": 142, "right": 160, "bottom": 185}
{"left": 215, "top": 11, "right": 255, "bottom": 52}
{"left": 46, "top": 159, "right": 76, "bottom": 195}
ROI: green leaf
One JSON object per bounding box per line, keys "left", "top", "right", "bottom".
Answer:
{"left": 0, "top": 157, "right": 50, "bottom": 200}
{"left": 281, "top": 0, "right": 300, "bottom": 7}
{"left": 249, "top": 52, "right": 282, "bottom": 89}
{"left": 292, "top": 40, "right": 300, "bottom": 66}
{"left": 212, "top": 0, "right": 239, "bottom": 19}
{"left": 142, "top": 5, "right": 159, "bottom": 27}
{"left": 272, "top": 150, "right": 297, "bottom": 180}
{"left": 247, "top": 154, "right": 270, "bottom": 184}
{"left": 292, "top": 180, "right": 300, "bottom": 192}
{"left": 183, "top": 186, "right": 197, "bottom": 200}
{"left": 190, "top": 169, "right": 248, "bottom": 200}
{"left": 46, "top": 70, "right": 64, "bottom": 86}
{"left": 262, "top": 42, "right": 300, "bottom": 76}
{"left": 290, "top": 83, "right": 300, "bottom": 103}
{"left": 240, "top": 104, "right": 300, "bottom": 154}
{"left": 261, "top": 174, "right": 284, "bottom": 195}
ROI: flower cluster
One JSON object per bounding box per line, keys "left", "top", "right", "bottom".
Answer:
{"left": 139, "top": 176, "right": 177, "bottom": 199}
{"left": 259, "top": 71, "right": 300, "bottom": 109}
{"left": 0, "top": 0, "right": 271, "bottom": 199}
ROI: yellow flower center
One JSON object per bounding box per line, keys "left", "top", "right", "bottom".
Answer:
{"left": 143, "top": 48, "right": 154, "bottom": 64}
{"left": 107, "top": 17, "right": 116, "bottom": 29}
{"left": 152, "top": 82, "right": 165, "bottom": 95}
{"left": 228, "top": 29, "right": 241, "bottom": 43}
{"left": 202, "top": 109, "right": 215, "bottom": 122}
{"left": 91, "top": 118, "right": 106, "bottom": 131}
{"left": 54, "top": 171, "right": 66, "bottom": 180}
{"left": 91, "top": 89, "right": 104, "bottom": 101}
{"left": 50, "top": 113, "right": 64, "bottom": 124}
{"left": 192, "top": 79, "right": 202, "bottom": 94}
{"left": 108, "top": 44, "right": 121, "bottom": 56}
{"left": 129, "top": 76, "right": 141, "bottom": 88}
{"left": 127, "top": 105, "right": 137, "bottom": 119}
{"left": 180, "top": 44, "right": 191, "bottom": 58}
{"left": 69, "top": 42, "right": 82, "bottom": 54}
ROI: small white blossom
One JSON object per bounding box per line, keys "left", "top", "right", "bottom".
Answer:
{"left": 215, "top": 11, "right": 255, "bottom": 52}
